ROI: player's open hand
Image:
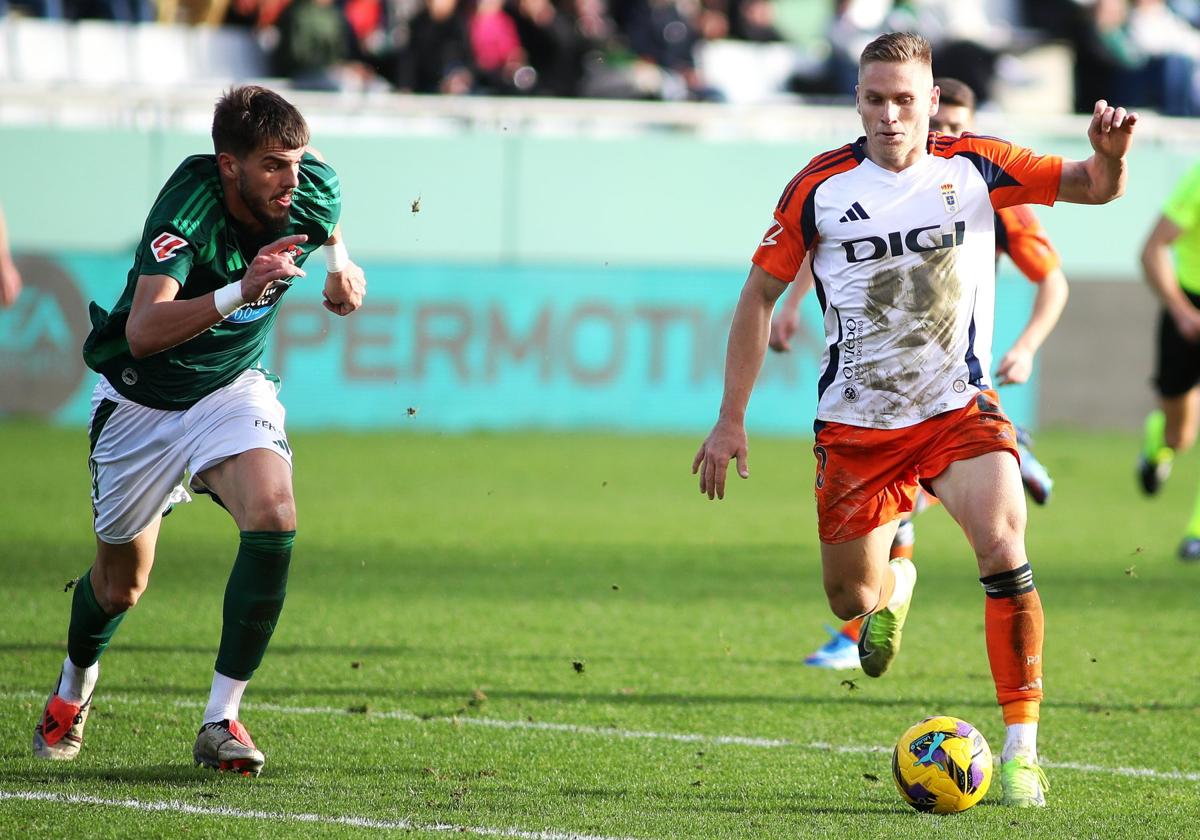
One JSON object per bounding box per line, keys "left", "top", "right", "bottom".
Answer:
{"left": 769, "top": 307, "right": 799, "bottom": 353}
{"left": 323, "top": 260, "right": 366, "bottom": 316}
{"left": 241, "top": 234, "right": 308, "bottom": 302}
{"left": 1087, "top": 100, "right": 1138, "bottom": 161}
{"left": 692, "top": 418, "right": 749, "bottom": 500}
{"left": 994, "top": 345, "right": 1034, "bottom": 386}
{"left": 1171, "top": 304, "right": 1200, "bottom": 343}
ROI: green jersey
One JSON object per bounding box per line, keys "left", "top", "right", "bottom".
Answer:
{"left": 82, "top": 153, "right": 341, "bottom": 409}
{"left": 1163, "top": 160, "right": 1200, "bottom": 295}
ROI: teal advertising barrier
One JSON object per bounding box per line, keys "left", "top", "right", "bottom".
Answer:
{"left": 6, "top": 115, "right": 1127, "bottom": 433}
{"left": 2, "top": 253, "right": 1036, "bottom": 434}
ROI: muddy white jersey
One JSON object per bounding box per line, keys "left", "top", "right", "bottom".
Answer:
{"left": 753, "top": 133, "right": 1062, "bottom": 430}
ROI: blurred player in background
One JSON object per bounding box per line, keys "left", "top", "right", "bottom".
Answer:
{"left": 1137, "top": 159, "right": 1200, "bottom": 560}
{"left": 693, "top": 32, "right": 1137, "bottom": 806}
{"left": 773, "top": 77, "right": 1067, "bottom": 670}
{"left": 0, "top": 201, "right": 22, "bottom": 307}
{"left": 31, "top": 86, "right": 366, "bottom": 776}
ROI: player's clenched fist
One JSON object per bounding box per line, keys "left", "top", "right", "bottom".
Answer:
{"left": 769, "top": 306, "right": 799, "bottom": 353}
{"left": 323, "top": 261, "right": 365, "bottom": 316}
{"left": 240, "top": 234, "right": 308, "bottom": 302}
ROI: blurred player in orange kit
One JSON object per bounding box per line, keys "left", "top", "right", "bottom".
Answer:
{"left": 774, "top": 77, "right": 1067, "bottom": 673}
{"left": 692, "top": 34, "right": 1137, "bottom": 806}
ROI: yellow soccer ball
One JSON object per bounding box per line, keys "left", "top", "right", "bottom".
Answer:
{"left": 891, "top": 716, "right": 993, "bottom": 814}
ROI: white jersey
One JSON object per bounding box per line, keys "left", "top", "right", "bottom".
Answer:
{"left": 754, "top": 133, "right": 1062, "bottom": 430}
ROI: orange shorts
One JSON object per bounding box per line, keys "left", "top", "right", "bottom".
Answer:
{"left": 813, "top": 390, "right": 1018, "bottom": 544}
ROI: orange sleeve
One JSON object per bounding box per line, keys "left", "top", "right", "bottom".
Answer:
{"left": 752, "top": 147, "right": 861, "bottom": 283}
{"left": 942, "top": 134, "right": 1062, "bottom": 210}
{"left": 752, "top": 209, "right": 809, "bottom": 283}
{"left": 996, "top": 205, "right": 1061, "bottom": 282}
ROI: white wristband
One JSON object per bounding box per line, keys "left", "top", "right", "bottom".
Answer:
{"left": 213, "top": 282, "right": 245, "bottom": 317}
{"left": 323, "top": 240, "right": 349, "bottom": 273}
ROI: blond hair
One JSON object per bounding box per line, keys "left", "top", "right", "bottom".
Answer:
{"left": 859, "top": 32, "right": 932, "bottom": 71}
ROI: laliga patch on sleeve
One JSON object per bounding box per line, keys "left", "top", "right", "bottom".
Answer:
{"left": 151, "top": 233, "right": 188, "bottom": 262}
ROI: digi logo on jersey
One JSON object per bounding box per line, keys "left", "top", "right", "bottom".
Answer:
{"left": 842, "top": 220, "right": 967, "bottom": 264}
{"left": 225, "top": 281, "right": 290, "bottom": 323}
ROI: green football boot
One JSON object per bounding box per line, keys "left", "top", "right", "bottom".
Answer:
{"left": 1138, "top": 410, "right": 1173, "bottom": 496}
{"left": 857, "top": 557, "right": 916, "bottom": 678}
{"left": 1000, "top": 756, "right": 1049, "bottom": 807}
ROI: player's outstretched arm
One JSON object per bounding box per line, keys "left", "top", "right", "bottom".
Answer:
{"left": 693, "top": 264, "right": 788, "bottom": 499}
{"left": 995, "top": 267, "right": 1068, "bottom": 385}
{"left": 321, "top": 227, "right": 366, "bottom": 316}
{"left": 126, "top": 234, "right": 307, "bottom": 358}
{"left": 768, "top": 256, "right": 815, "bottom": 353}
{"left": 1057, "top": 100, "right": 1138, "bottom": 205}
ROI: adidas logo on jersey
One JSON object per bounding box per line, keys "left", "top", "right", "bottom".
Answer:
{"left": 838, "top": 202, "right": 870, "bottom": 223}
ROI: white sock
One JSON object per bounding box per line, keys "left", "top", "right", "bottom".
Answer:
{"left": 1002, "top": 722, "right": 1038, "bottom": 763}
{"left": 203, "top": 671, "right": 249, "bottom": 725}
{"left": 886, "top": 557, "right": 916, "bottom": 611}
{"left": 58, "top": 656, "right": 98, "bottom": 704}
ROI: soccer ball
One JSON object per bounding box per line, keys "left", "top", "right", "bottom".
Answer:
{"left": 891, "top": 716, "right": 992, "bottom": 814}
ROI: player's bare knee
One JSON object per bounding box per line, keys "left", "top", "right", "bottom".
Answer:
{"left": 973, "top": 531, "right": 1027, "bottom": 578}
{"left": 99, "top": 581, "right": 145, "bottom": 615}
{"left": 826, "top": 581, "right": 875, "bottom": 621}
{"left": 243, "top": 495, "right": 296, "bottom": 532}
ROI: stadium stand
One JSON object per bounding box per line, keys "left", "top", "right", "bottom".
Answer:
{"left": 7, "top": 17, "right": 74, "bottom": 83}
{"left": 0, "top": 17, "right": 267, "bottom": 87}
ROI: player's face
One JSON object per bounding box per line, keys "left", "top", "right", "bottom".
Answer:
{"left": 929, "top": 104, "right": 973, "bottom": 137}
{"left": 225, "top": 146, "right": 306, "bottom": 233}
{"left": 856, "top": 60, "right": 938, "bottom": 172}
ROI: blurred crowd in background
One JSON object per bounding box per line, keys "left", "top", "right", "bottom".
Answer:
{"left": 3, "top": 0, "right": 1200, "bottom": 114}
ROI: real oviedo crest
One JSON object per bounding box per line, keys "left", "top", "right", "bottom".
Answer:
{"left": 940, "top": 183, "right": 959, "bottom": 214}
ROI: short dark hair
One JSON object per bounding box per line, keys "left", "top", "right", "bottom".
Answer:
{"left": 935, "top": 77, "right": 977, "bottom": 112}
{"left": 859, "top": 32, "right": 932, "bottom": 70}
{"left": 212, "top": 86, "right": 310, "bottom": 158}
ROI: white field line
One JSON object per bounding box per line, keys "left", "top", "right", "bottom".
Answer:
{"left": 5, "top": 690, "right": 1199, "bottom": 782}
{"left": 0, "top": 790, "right": 639, "bottom": 840}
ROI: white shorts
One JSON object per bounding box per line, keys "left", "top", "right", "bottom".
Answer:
{"left": 87, "top": 369, "right": 292, "bottom": 544}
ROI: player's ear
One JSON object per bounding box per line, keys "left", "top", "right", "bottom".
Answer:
{"left": 216, "top": 151, "right": 239, "bottom": 180}
{"left": 929, "top": 84, "right": 940, "bottom": 117}
{"left": 854, "top": 85, "right": 862, "bottom": 115}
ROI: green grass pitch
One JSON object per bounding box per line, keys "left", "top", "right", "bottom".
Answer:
{"left": 2, "top": 420, "right": 1199, "bottom": 838}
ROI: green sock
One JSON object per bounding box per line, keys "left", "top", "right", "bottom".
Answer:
{"left": 1143, "top": 410, "right": 1174, "bottom": 464}
{"left": 1186, "top": 491, "right": 1200, "bottom": 540}
{"left": 66, "top": 569, "right": 126, "bottom": 668}
{"left": 215, "top": 530, "right": 294, "bottom": 681}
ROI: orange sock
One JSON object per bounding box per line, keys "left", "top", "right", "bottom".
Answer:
{"left": 890, "top": 543, "right": 913, "bottom": 560}
{"left": 982, "top": 568, "right": 1044, "bottom": 725}
{"left": 839, "top": 617, "right": 863, "bottom": 642}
